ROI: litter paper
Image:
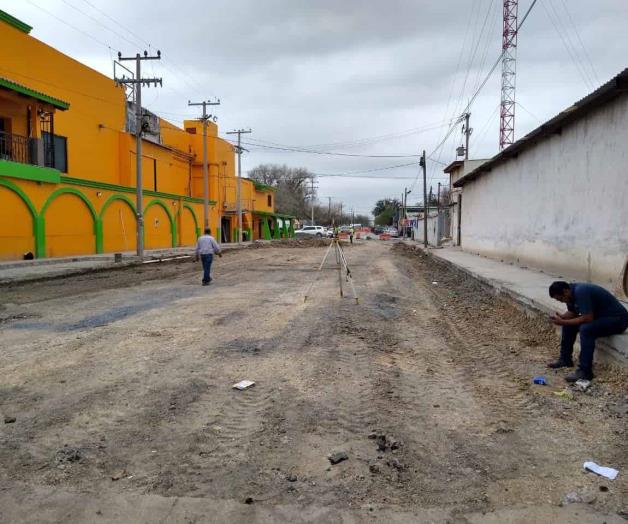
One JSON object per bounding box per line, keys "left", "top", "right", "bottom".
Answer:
{"left": 233, "top": 380, "right": 255, "bottom": 390}
{"left": 583, "top": 461, "right": 619, "bottom": 480}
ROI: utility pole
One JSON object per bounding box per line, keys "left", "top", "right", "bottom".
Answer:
{"left": 437, "top": 182, "right": 441, "bottom": 212}
{"left": 464, "top": 112, "right": 471, "bottom": 160}
{"left": 311, "top": 177, "right": 315, "bottom": 224}
{"left": 116, "top": 50, "right": 162, "bottom": 258}
{"left": 328, "top": 196, "right": 332, "bottom": 225}
{"left": 226, "top": 128, "right": 252, "bottom": 243}
{"left": 188, "top": 99, "right": 220, "bottom": 230}
{"left": 420, "top": 150, "right": 427, "bottom": 248}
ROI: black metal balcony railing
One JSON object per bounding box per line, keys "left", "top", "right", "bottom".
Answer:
{"left": 0, "top": 129, "right": 32, "bottom": 165}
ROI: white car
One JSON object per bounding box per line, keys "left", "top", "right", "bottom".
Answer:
{"left": 295, "top": 225, "right": 327, "bottom": 237}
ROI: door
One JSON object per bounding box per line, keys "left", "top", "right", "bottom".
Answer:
{"left": 221, "top": 216, "right": 231, "bottom": 243}
{"left": 457, "top": 194, "right": 462, "bottom": 246}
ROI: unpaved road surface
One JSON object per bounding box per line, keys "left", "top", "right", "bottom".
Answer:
{"left": 0, "top": 241, "right": 626, "bottom": 523}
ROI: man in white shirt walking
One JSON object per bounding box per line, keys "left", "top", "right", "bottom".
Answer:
{"left": 195, "top": 228, "right": 222, "bottom": 286}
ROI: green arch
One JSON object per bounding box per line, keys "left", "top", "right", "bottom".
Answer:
{"left": 40, "top": 187, "right": 101, "bottom": 256}
{"left": 99, "top": 193, "right": 137, "bottom": 218}
{"left": 0, "top": 178, "right": 41, "bottom": 257}
{"left": 182, "top": 203, "right": 200, "bottom": 240}
{"left": 144, "top": 198, "right": 177, "bottom": 247}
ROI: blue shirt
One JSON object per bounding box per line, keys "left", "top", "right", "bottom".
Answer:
{"left": 568, "top": 283, "right": 628, "bottom": 320}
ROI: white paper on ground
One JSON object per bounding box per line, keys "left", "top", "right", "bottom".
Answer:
{"left": 583, "top": 461, "right": 619, "bottom": 480}
{"left": 233, "top": 380, "right": 255, "bottom": 390}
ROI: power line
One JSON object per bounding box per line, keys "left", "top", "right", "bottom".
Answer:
{"left": 227, "top": 141, "right": 423, "bottom": 158}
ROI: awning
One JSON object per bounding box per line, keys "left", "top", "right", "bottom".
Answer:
{"left": 0, "top": 77, "right": 70, "bottom": 110}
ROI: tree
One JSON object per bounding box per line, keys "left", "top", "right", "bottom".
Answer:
{"left": 248, "top": 164, "right": 314, "bottom": 219}
{"left": 372, "top": 198, "right": 400, "bottom": 217}
{"left": 372, "top": 198, "right": 400, "bottom": 226}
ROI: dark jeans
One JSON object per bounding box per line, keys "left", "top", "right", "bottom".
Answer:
{"left": 200, "top": 253, "right": 213, "bottom": 284}
{"left": 561, "top": 316, "right": 628, "bottom": 372}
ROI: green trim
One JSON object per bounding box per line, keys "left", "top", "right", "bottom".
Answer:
{"left": 0, "top": 177, "right": 38, "bottom": 217}
{"left": 0, "top": 77, "right": 68, "bottom": 110}
{"left": 144, "top": 199, "right": 177, "bottom": 247}
{"left": 252, "top": 180, "right": 277, "bottom": 192}
{"left": 99, "top": 193, "right": 137, "bottom": 218}
{"left": 273, "top": 218, "right": 281, "bottom": 240}
{"left": 60, "top": 176, "right": 214, "bottom": 205}
{"left": 0, "top": 10, "right": 32, "bottom": 34}
{"left": 252, "top": 210, "right": 295, "bottom": 219}
{"left": 35, "top": 216, "right": 45, "bottom": 258}
{"left": 0, "top": 160, "right": 60, "bottom": 184}
{"left": 216, "top": 227, "right": 221, "bottom": 242}
{"left": 40, "top": 187, "right": 99, "bottom": 256}
{"left": 0, "top": 178, "right": 40, "bottom": 256}
{"left": 182, "top": 203, "right": 200, "bottom": 243}
{"left": 262, "top": 217, "right": 271, "bottom": 240}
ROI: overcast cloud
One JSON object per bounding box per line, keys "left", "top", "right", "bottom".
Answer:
{"left": 4, "top": 0, "right": 628, "bottom": 216}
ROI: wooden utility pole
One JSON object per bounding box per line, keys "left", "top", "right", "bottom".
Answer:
{"left": 226, "top": 128, "right": 251, "bottom": 243}
{"left": 188, "top": 99, "right": 220, "bottom": 229}
{"left": 420, "top": 150, "right": 427, "bottom": 248}
{"left": 115, "top": 50, "right": 162, "bottom": 258}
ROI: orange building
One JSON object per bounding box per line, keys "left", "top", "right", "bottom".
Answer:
{"left": 0, "top": 9, "right": 293, "bottom": 260}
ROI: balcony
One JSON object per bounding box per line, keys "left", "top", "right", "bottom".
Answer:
{"left": 0, "top": 129, "right": 60, "bottom": 184}
{"left": 0, "top": 129, "right": 33, "bottom": 164}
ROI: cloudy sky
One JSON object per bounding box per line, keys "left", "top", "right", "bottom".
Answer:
{"left": 4, "top": 0, "right": 628, "bottom": 217}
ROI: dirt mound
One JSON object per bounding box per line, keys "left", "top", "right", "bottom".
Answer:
{"left": 248, "top": 238, "right": 331, "bottom": 249}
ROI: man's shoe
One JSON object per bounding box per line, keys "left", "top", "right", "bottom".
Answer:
{"left": 565, "top": 369, "right": 594, "bottom": 383}
{"left": 547, "top": 358, "right": 574, "bottom": 369}
{"left": 202, "top": 281, "right": 209, "bottom": 286}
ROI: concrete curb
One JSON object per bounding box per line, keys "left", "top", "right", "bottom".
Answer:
{"left": 404, "top": 242, "right": 627, "bottom": 365}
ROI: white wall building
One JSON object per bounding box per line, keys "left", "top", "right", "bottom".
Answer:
{"left": 454, "top": 68, "right": 628, "bottom": 296}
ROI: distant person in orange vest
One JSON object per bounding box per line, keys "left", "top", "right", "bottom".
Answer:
{"left": 349, "top": 226, "right": 355, "bottom": 244}
{"left": 194, "top": 228, "right": 222, "bottom": 286}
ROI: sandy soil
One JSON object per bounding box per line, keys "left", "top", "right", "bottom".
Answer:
{"left": 0, "top": 240, "right": 626, "bottom": 523}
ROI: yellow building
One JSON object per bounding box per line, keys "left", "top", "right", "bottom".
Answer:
{"left": 0, "top": 10, "right": 293, "bottom": 260}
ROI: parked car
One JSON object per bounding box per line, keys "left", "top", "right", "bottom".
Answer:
{"left": 295, "top": 225, "right": 327, "bottom": 237}
{"left": 385, "top": 227, "right": 399, "bottom": 238}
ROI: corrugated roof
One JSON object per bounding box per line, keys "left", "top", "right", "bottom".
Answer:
{"left": 0, "top": 77, "right": 70, "bottom": 110}
{"left": 454, "top": 67, "right": 628, "bottom": 188}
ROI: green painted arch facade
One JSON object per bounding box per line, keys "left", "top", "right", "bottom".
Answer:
{"left": 40, "top": 187, "right": 101, "bottom": 255}
{"left": 144, "top": 198, "right": 177, "bottom": 247}
{"left": 182, "top": 203, "right": 201, "bottom": 239}
{"left": 0, "top": 178, "right": 40, "bottom": 257}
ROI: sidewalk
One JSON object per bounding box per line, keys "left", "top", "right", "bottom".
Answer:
{"left": 0, "top": 244, "right": 253, "bottom": 285}
{"left": 406, "top": 242, "right": 628, "bottom": 364}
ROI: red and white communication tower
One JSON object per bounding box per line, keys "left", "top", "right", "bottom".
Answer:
{"left": 499, "top": 0, "right": 518, "bottom": 149}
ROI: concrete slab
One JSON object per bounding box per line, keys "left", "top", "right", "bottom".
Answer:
{"left": 407, "top": 243, "right": 628, "bottom": 364}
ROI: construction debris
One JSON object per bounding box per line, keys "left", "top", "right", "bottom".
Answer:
{"left": 232, "top": 380, "right": 255, "bottom": 390}
{"left": 583, "top": 461, "right": 619, "bottom": 480}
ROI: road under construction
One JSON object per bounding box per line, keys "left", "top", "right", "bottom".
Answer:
{"left": 0, "top": 240, "right": 626, "bottom": 523}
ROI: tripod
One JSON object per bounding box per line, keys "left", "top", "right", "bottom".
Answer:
{"left": 304, "top": 238, "right": 358, "bottom": 304}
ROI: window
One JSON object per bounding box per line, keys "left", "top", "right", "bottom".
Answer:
{"left": 267, "top": 194, "right": 272, "bottom": 207}
{"left": 42, "top": 132, "right": 68, "bottom": 172}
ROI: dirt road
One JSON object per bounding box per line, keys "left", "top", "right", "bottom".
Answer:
{"left": 0, "top": 241, "right": 626, "bottom": 523}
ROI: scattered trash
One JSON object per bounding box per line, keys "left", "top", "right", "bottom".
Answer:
{"left": 4, "top": 416, "right": 16, "bottom": 424}
{"left": 554, "top": 389, "right": 574, "bottom": 400}
{"left": 232, "top": 380, "right": 255, "bottom": 390}
{"left": 432, "top": 281, "right": 438, "bottom": 285}
{"left": 583, "top": 461, "right": 619, "bottom": 480}
{"left": 328, "top": 451, "right": 349, "bottom": 465}
{"left": 532, "top": 376, "right": 547, "bottom": 385}
{"left": 575, "top": 379, "right": 591, "bottom": 392}
{"left": 111, "top": 469, "right": 128, "bottom": 481}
